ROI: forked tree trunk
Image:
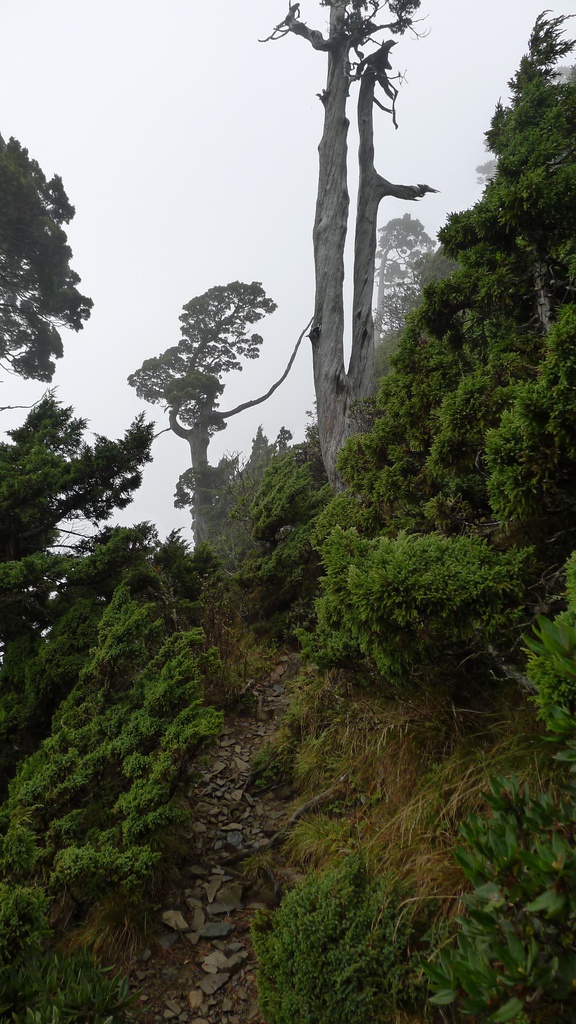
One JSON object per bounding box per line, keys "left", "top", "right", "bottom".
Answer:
{"left": 272, "top": 2, "right": 437, "bottom": 487}
{"left": 310, "top": 3, "right": 352, "bottom": 489}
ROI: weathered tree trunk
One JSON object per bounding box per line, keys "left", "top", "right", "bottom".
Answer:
{"left": 187, "top": 421, "right": 211, "bottom": 546}
{"left": 310, "top": 1, "right": 352, "bottom": 489}
{"left": 169, "top": 408, "right": 211, "bottom": 546}
{"left": 167, "top": 322, "right": 310, "bottom": 545}
{"left": 268, "top": 3, "right": 437, "bottom": 488}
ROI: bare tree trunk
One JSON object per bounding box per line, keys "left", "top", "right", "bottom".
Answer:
{"left": 349, "top": 72, "right": 380, "bottom": 401}
{"left": 270, "top": 5, "right": 437, "bottom": 488}
{"left": 169, "top": 408, "right": 211, "bottom": 546}
{"left": 187, "top": 421, "right": 211, "bottom": 546}
{"left": 310, "top": 2, "right": 351, "bottom": 489}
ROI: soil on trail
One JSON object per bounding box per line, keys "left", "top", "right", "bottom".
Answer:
{"left": 122, "top": 654, "right": 302, "bottom": 1024}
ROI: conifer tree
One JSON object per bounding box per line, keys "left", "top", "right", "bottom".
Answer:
{"left": 0, "top": 135, "right": 92, "bottom": 381}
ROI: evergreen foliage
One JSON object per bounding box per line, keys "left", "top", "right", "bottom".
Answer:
{"left": 128, "top": 282, "right": 276, "bottom": 432}
{"left": 128, "top": 281, "right": 278, "bottom": 543}
{"left": 0, "top": 135, "right": 92, "bottom": 380}
{"left": 526, "top": 553, "right": 576, "bottom": 715}
{"left": 0, "top": 393, "right": 153, "bottom": 565}
{"left": 300, "top": 529, "right": 530, "bottom": 688}
{"left": 0, "top": 395, "right": 222, "bottom": 952}
{"left": 240, "top": 422, "right": 330, "bottom": 636}
{"left": 340, "top": 13, "right": 576, "bottom": 534}
{"left": 174, "top": 425, "right": 292, "bottom": 565}
{"left": 374, "top": 213, "right": 455, "bottom": 377}
{"left": 427, "top": 710, "right": 576, "bottom": 1021}
{"left": 0, "top": 947, "right": 135, "bottom": 1023}
{"left": 252, "top": 855, "right": 417, "bottom": 1024}
{"left": 300, "top": 13, "right": 576, "bottom": 690}
{"left": 0, "top": 562, "right": 222, "bottom": 907}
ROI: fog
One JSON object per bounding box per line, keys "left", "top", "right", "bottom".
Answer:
{"left": 1, "top": 0, "right": 570, "bottom": 538}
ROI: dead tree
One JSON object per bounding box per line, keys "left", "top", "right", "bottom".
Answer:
{"left": 262, "top": 1, "right": 437, "bottom": 487}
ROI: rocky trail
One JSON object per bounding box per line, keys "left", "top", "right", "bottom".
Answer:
{"left": 122, "top": 654, "right": 303, "bottom": 1024}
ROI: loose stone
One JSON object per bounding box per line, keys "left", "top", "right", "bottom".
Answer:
{"left": 198, "top": 921, "right": 233, "bottom": 938}
{"left": 204, "top": 876, "right": 222, "bottom": 902}
{"left": 161, "top": 910, "right": 189, "bottom": 932}
{"left": 198, "top": 972, "right": 230, "bottom": 995}
{"left": 187, "top": 990, "right": 203, "bottom": 1011}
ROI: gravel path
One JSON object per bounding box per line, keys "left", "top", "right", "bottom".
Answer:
{"left": 122, "top": 655, "right": 301, "bottom": 1024}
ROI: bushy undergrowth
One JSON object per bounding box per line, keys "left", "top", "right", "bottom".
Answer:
{"left": 237, "top": 426, "right": 330, "bottom": 639}
{"left": 252, "top": 855, "right": 421, "bottom": 1024}
{"left": 300, "top": 529, "right": 531, "bottom": 690}
{"left": 427, "top": 709, "right": 576, "bottom": 1022}
{"left": 526, "top": 552, "right": 576, "bottom": 715}
{"left": 0, "top": 585, "right": 222, "bottom": 909}
{"left": 0, "top": 948, "right": 135, "bottom": 1024}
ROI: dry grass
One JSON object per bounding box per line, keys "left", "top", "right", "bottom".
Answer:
{"left": 276, "top": 667, "right": 553, "bottom": 914}
{"left": 366, "top": 701, "right": 552, "bottom": 903}
{"left": 62, "top": 894, "right": 152, "bottom": 961}
{"left": 285, "top": 814, "right": 357, "bottom": 870}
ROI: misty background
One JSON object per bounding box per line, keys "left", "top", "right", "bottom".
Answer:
{"left": 1, "top": 0, "right": 569, "bottom": 538}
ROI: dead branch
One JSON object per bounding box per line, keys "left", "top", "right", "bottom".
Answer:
{"left": 217, "top": 316, "right": 312, "bottom": 421}
{"left": 260, "top": 2, "right": 335, "bottom": 51}
{"left": 375, "top": 176, "right": 439, "bottom": 201}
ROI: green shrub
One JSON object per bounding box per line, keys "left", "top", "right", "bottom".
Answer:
{"left": 252, "top": 855, "right": 417, "bottom": 1024}
{"left": 0, "top": 948, "right": 134, "bottom": 1023}
{"left": 426, "top": 712, "right": 576, "bottom": 1021}
{"left": 486, "top": 307, "right": 576, "bottom": 524}
{"left": 526, "top": 553, "right": 576, "bottom": 714}
{"left": 0, "top": 884, "right": 48, "bottom": 970}
{"left": 301, "top": 528, "right": 530, "bottom": 688}
{"left": 0, "top": 586, "right": 223, "bottom": 907}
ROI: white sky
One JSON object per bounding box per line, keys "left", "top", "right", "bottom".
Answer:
{"left": 1, "top": 0, "right": 572, "bottom": 540}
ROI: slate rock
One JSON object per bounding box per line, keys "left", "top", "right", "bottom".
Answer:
{"left": 204, "top": 876, "right": 222, "bottom": 902}
{"left": 223, "top": 941, "right": 245, "bottom": 954}
{"left": 188, "top": 989, "right": 203, "bottom": 1010}
{"left": 206, "top": 901, "right": 228, "bottom": 916}
{"left": 225, "top": 831, "right": 243, "bottom": 847}
{"left": 159, "top": 932, "right": 180, "bottom": 949}
{"left": 185, "top": 864, "right": 209, "bottom": 877}
{"left": 198, "top": 972, "right": 230, "bottom": 995}
{"left": 162, "top": 910, "right": 189, "bottom": 932}
{"left": 218, "top": 884, "right": 244, "bottom": 909}
{"left": 191, "top": 907, "right": 205, "bottom": 931}
{"left": 199, "top": 921, "right": 233, "bottom": 938}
